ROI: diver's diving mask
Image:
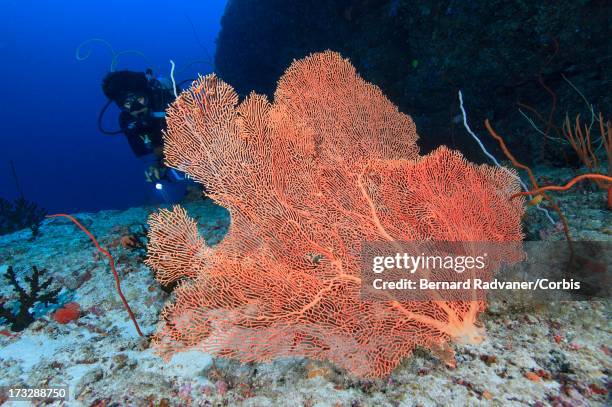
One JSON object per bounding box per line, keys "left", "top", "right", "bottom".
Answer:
{"left": 122, "top": 93, "right": 148, "bottom": 115}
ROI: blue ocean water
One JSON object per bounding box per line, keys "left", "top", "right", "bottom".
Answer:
{"left": 0, "top": 1, "right": 609, "bottom": 405}
{"left": 0, "top": 0, "right": 227, "bottom": 214}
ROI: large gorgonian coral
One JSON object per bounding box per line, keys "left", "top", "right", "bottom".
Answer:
{"left": 146, "top": 51, "right": 525, "bottom": 377}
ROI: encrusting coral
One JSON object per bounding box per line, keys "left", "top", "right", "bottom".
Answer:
{"left": 146, "top": 51, "right": 525, "bottom": 377}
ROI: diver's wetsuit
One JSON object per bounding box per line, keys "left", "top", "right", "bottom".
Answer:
{"left": 118, "top": 78, "right": 175, "bottom": 157}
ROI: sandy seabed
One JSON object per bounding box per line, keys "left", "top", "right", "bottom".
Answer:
{"left": 0, "top": 191, "right": 610, "bottom": 406}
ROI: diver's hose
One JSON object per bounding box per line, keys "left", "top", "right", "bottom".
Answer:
{"left": 98, "top": 99, "right": 123, "bottom": 135}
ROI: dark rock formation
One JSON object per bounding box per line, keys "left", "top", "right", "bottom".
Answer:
{"left": 215, "top": 0, "right": 610, "bottom": 164}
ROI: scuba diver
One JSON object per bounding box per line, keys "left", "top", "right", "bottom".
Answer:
{"left": 100, "top": 68, "right": 181, "bottom": 184}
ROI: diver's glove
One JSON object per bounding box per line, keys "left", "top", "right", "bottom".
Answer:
{"left": 144, "top": 165, "right": 167, "bottom": 183}
{"left": 144, "top": 161, "right": 185, "bottom": 184}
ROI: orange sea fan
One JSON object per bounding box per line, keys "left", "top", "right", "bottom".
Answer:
{"left": 146, "top": 51, "right": 525, "bottom": 377}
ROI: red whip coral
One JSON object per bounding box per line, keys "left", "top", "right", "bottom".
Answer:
{"left": 146, "top": 51, "right": 525, "bottom": 377}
